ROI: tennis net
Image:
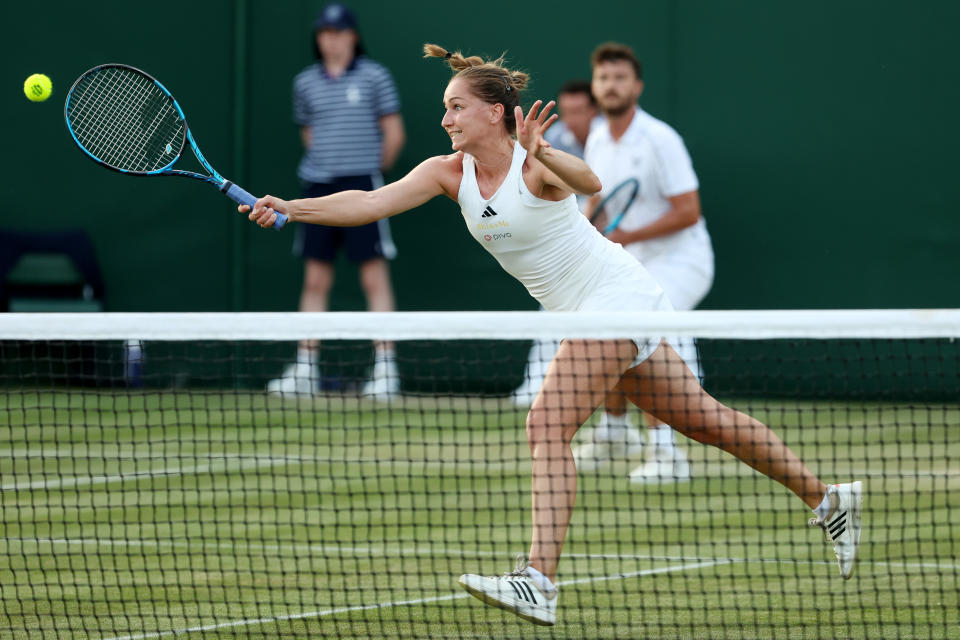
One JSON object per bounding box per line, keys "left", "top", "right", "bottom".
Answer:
{"left": 1, "top": 310, "right": 958, "bottom": 639}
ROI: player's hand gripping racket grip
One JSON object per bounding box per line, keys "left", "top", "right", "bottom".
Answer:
{"left": 222, "top": 181, "right": 289, "bottom": 230}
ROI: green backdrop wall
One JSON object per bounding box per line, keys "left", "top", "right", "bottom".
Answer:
{"left": 4, "top": 0, "right": 958, "bottom": 395}
{"left": 6, "top": 0, "right": 958, "bottom": 314}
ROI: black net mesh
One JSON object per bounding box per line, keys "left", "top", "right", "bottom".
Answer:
{"left": 1, "top": 314, "right": 958, "bottom": 639}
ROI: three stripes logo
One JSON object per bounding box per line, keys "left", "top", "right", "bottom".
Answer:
{"left": 506, "top": 579, "right": 539, "bottom": 604}
{"left": 828, "top": 511, "right": 846, "bottom": 540}
{"left": 481, "top": 206, "right": 498, "bottom": 218}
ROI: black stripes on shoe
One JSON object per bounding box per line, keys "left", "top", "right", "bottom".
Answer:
{"left": 507, "top": 579, "right": 538, "bottom": 603}
{"left": 522, "top": 581, "right": 538, "bottom": 603}
{"left": 828, "top": 512, "right": 847, "bottom": 540}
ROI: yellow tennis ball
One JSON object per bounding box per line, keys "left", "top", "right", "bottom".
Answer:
{"left": 24, "top": 73, "right": 53, "bottom": 102}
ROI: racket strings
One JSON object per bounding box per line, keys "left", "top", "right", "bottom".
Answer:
{"left": 71, "top": 70, "right": 171, "bottom": 170}
{"left": 71, "top": 71, "right": 148, "bottom": 169}
{"left": 101, "top": 71, "right": 168, "bottom": 170}
{"left": 67, "top": 67, "right": 184, "bottom": 172}
{"left": 591, "top": 177, "right": 640, "bottom": 234}
{"left": 86, "top": 69, "right": 178, "bottom": 170}
{"left": 103, "top": 69, "right": 181, "bottom": 170}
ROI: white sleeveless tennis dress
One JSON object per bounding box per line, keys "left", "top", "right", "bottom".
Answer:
{"left": 457, "top": 143, "right": 672, "bottom": 365}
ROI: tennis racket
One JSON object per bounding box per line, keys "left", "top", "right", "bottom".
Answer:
{"left": 64, "top": 63, "right": 287, "bottom": 229}
{"left": 588, "top": 177, "right": 640, "bottom": 236}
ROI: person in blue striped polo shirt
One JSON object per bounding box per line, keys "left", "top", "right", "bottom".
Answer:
{"left": 268, "top": 3, "right": 406, "bottom": 398}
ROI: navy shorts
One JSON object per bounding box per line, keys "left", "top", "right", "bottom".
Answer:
{"left": 293, "top": 175, "right": 396, "bottom": 264}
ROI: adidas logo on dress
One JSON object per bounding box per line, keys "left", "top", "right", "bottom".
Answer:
{"left": 481, "top": 206, "right": 498, "bottom": 218}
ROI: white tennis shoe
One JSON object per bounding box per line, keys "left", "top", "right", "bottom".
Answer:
{"left": 361, "top": 359, "right": 400, "bottom": 400}
{"left": 458, "top": 556, "right": 558, "bottom": 626}
{"left": 573, "top": 414, "right": 645, "bottom": 472}
{"left": 808, "top": 481, "right": 863, "bottom": 579}
{"left": 266, "top": 362, "right": 318, "bottom": 396}
{"left": 628, "top": 446, "right": 691, "bottom": 484}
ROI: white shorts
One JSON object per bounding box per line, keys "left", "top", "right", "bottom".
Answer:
{"left": 642, "top": 251, "right": 714, "bottom": 311}
{"left": 577, "top": 259, "right": 674, "bottom": 369}
{"left": 640, "top": 249, "right": 715, "bottom": 380}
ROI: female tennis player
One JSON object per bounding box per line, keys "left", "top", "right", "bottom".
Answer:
{"left": 242, "top": 44, "right": 863, "bottom": 626}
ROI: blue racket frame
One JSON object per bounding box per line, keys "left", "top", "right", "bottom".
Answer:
{"left": 64, "top": 63, "right": 287, "bottom": 230}
{"left": 590, "top": 177, "right": 640, "bottom": 235}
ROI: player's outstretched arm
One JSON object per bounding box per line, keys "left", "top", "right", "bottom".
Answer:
{"left": 242, "top": 156, "right": 451, "bottom": 228}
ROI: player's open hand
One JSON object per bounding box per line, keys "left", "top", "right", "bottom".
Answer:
{"left": 515, "top": 100, "right": 558, "bottom": 160}
{"left": 238, "top": 195, "right": 288, "bottom": 228}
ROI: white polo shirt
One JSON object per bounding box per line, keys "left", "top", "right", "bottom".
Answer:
{"left": 585, "top": 107, "right": 712, "bottom": 264}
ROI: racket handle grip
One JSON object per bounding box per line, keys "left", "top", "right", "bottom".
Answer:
{"left": 222, "top": 181, "right": 289, "bottom": 230}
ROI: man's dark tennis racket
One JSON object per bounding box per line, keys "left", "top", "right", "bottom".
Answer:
{"left": 64, "top": 63, "right": 287, "bottom": 229}
{"left": 588, "top": 177, "right": 640, "bottom": 236}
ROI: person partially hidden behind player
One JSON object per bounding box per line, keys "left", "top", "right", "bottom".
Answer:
{"left": 511, "top": 79, "right": 600, "bottom": 406}
{"left": 241, "top": 43, "right": 864, "bottom": 627}
{"left": 267, "top": 3, "right": 406, "bottom": 398}
{"left": 572, "top": 42, "right": 716, "bottom": 484}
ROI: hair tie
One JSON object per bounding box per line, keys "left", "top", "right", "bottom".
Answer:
{"left": 444, "top": 52, "right": 453, "bottom": 59}
{"left": 505, "top": 83, "right": 512, "bottom": 92}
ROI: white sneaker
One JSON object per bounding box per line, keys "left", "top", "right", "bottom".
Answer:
{"left": 808, "top": 481, "right": 863, "bottom": 579}
{"left": 572, "top": 415, "right": 645, "bottom": 472}
{"left": 628, "top": 446, "right": 691, "bottom": 484}
{"left": 361, "top": 359, "right": 400, "bottom": 400}
{"left": 266, "top": 362, "right": 318, "bottom": 396}
{"left": 458, "top": 557, "right": 557, "bottom": 626}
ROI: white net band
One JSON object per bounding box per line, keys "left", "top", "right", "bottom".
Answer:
{"left": 1, "top": 309, "right": 959, "bottom": 340}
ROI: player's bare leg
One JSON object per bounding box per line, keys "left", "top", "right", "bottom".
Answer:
{"left": 571, "top": 382, "right": 646, "bottom": 472}
{"left": 459, "top": 338, "right": 636, "bottom": 626}
{"left": 358, "top": 257, "right": 396, "bottom": 354}
{"left": 526, "top": 338, "right": 638, "bottom": 579}
{"left": 359, "top": 257, "right": 400, "bottom": 398}
{"left": 619, "top": 340, "right": 825, "bottom": 507}
{"left": 266, "top": 259, "right": 332, "bottom": 395}
{"left": 295, "top": 259, "right": 334, "bottom": 353}
{"left": 618, "top": 341, "right": 863, "bottom": 577}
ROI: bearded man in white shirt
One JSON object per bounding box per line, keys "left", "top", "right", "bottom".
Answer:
{"left": 575, "top": 42, "right": 715, "bottom": 485}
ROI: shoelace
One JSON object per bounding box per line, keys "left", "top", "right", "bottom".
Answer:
{"left": 808, "top": 516, "right": 830, "bottom": 542}
{"left": 505, "top": 553, "right": 530, "bottom": 577}
{"left": 501, "top": 554, "right": 559, "bottom": 600}
{"left": 808, "top": 516, "right": 845, "bottom": 563}
{"left": 808, "top": 486, "right": 841, "bottom": 544}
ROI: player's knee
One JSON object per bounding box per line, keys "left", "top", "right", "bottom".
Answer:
{"left": 360, "top": 276, "right": 390, "bottom": 300}
{"left": 525, "top": 409, "right": 573, "bottom": 450}
{"left": 525, "top": 412, "right": 545, "bottom": 447}
{"left": 359, "top": 261, "right": 391, "bottom": 296}
{"left": 303, "top": 262, "right": 333, "bottom": 294}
